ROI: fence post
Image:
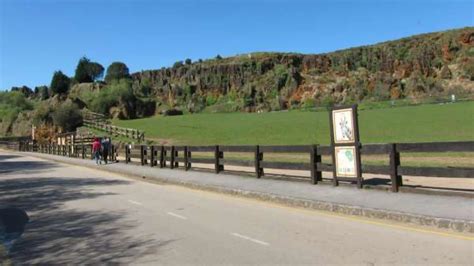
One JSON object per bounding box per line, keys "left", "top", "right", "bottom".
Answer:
{"left": 149, "top": 146, "right": 155, "bottom": 167}
{"left": 214, "top": 145, "right": 224, "bottom": 173}
{"left": 111, "top": 144, "right": 116, "bottom": 162}
{"left": 140, "top": 145, "right": 147, "bottom": 166}
{"left": 310, "top": 145, "right": 322, "bottom": 184}
{"left": 174, "top": 148, "right": 179, "bottom": 168}
{"left": 125, "top": 145, "right": 130, "bottom": 164}
{"left": 184, "top": 146, "right": 191, "bottom": 171}
{"left": 255, "top": 145, "right": 263, "bottom": 178}
{"left": 159, "top": 146, "right": 165, "bottom": 168}
{"left": 170, "top": 146, "right": 175, "bottom": 169}
{"left": 389, "top": 143, "right": 402, "bottom": 192}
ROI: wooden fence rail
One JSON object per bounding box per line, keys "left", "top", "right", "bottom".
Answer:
{"left": 83, "top": 119, "right": 145, "bottom": 142}
{"left": 18, "top": 140, "right": 474, "bottom": 193}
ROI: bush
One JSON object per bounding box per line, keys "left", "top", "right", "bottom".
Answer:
{"left": 206, "top": 95, "right": 218, "bottom": 106}
{"left": 302, "top": 98, "right": 316, "bottom": 109}
{"left": 33, "top": 101, "right": 55, "bottom": 125}
{"left": 90, "top": 79, "right": 136, "bottom": 115}
{"left": 52, "top": 102, "right": 83, "bottom": 132}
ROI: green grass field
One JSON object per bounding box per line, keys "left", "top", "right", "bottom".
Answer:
{"left": 113, "top": 101, "right": 474, "bottom": 146}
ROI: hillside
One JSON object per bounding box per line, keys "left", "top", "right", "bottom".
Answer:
{"left": 0, "top": 27, "right": 473, "bottom": 137}
{"left": 130, "top": 27, "right": 474, "bottom": 113}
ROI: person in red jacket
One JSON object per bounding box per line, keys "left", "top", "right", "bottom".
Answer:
{"left": 92, "top": 138, "right": 102, "bottom": 165}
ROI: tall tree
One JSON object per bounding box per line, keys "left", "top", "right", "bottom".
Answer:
{"left": 75, "top": 57, "right": 92, "bottom": 83}
{"left": 50, "top": 71, "right": 70, "bottom": 95}
{"left": 88, "top": 62, "right": 104, "bottom": 81}
{"left": 74, "top": 57, "right": 104, "bottom": 83}
{"left": 105, "top": 62, "right": 130, "bottom": 83}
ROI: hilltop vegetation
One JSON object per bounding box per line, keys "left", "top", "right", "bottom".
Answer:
{"left": 0, "top": 27, "right": 473, "bottom": 137}
{"left": 132, "top": 27, "right": 474, "bottom": 113}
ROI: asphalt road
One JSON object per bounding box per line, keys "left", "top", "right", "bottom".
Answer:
{"left": 0, "top": 151, "right": 472, "bottom": 265}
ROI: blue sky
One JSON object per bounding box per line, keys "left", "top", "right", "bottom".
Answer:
{"left": 0, "top": 0, "right": 472, "bottom": 90}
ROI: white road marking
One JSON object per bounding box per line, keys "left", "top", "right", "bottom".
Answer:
{"left": 167, "top": 212, "right": 188, "bottom": 220}
{"left": 231, "top": 233, "right": 270, "bottom": 246}
{"left": 128, "top": 200, "right": 143, "bottom": 206}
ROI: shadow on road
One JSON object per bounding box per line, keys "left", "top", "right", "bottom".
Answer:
{"left": 0, "top": 155, "right": 22, "bottom": 161}
{"left": 0, "top": 175, "right": 169, "bottom": 264}
{"left": 0, "top": 155, "right": 59, "bottom": 175}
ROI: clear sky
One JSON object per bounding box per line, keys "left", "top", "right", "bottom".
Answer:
{"left": 0, "top": 0, "right": 472, "bottom": 90}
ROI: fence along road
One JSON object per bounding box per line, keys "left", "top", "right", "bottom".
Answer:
{"left": 19, "top": 139, "right": 473, "bottom": 194}
{"left": 0, "top": 150, "right": 472, "bottom": 264}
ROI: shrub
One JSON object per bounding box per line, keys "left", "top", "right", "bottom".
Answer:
{"left": 206, "top": 95, "right": 218, "bottom": 106}
{"left": 52, "top": 102, "right": 83, "bottom": 132}
{"left": 302, "top": 98, "right": 316, "bottom": 109}
{"left": 90, "top": 79, "right": 135, "bottom": 115}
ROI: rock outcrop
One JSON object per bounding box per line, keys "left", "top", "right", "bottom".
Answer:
{"left": 131, "top": 27, "right": 474, "bottom": 112}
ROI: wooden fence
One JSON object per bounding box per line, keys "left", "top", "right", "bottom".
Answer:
{"left": 83, "top": 120, "right": 145, "bottom": 142}
{"left": 119, "top": 141, "right": 473, "bottom": 192}
{"left": 17, "top": 140, "right": 474, "bottom": 193}
{"left": 19, "top": 141, "right": 117, "bottom": 162}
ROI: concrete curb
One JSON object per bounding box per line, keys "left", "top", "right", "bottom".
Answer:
{"left": 10, "top": 151, "right": 474, "bottom": 234}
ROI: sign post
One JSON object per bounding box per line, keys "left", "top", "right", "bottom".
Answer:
{"left": 329, "top": 105, "right": 363, "bottom": 188}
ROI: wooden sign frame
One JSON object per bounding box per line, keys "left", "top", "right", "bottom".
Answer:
{"left": 329, "top": 105, "right": 363, "bottom": 188}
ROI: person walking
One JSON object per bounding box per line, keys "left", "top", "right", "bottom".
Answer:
{"left": 101, "top": 137, "right": 110, "bottom": 164}
{"left": 92, "top": 138, "right": 102, "bottom": 165}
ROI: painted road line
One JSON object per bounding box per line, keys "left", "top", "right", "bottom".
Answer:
{"left": 231, "top": 233, "right": 270, "bottom": 246}
{"left": 128, "top": 200, "right": 143, "bottom": 206}
{"left": 167, "top": 212, "right": 188, "bottom": 220}
{"left": 166, "top": 186, "right": 474, "bottom": 241}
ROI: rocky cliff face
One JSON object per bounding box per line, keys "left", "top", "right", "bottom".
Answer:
{"left": 131, "top": 27, "right": 474, "bottom": 112}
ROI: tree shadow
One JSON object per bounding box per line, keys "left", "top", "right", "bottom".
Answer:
{"left": 0, "top": 176, "right": 171, "bottom": 264}
{"left": 0, "top": 158, "right": 60, "bottom": 175}
{"left": 0, "top": 155, "right": 22, "bottom": 161}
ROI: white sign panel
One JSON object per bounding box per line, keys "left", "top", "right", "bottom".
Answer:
{"left": 332, "top": 108, "right": 355, "bottom": 143}
{"left": 335, "top": 146, "right": 358, "bottom": 177}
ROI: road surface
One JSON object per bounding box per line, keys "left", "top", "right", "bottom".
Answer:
{"left": 0, "top": 151, "right": 472, "bottom": 265}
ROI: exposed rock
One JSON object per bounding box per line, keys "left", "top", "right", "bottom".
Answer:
{"left": 162, "top": 109, "right": 183, "bottom": 116}
{"left": 440, "top": 65, "right": 452, "bottom": 79}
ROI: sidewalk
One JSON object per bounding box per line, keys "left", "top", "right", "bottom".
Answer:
{"left": 15, "top": 151, "right": 474, "bottom": 233}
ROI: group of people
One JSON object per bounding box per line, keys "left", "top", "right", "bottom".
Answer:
{"left": 92, "top": 137, "right": 111, "bottom": 165}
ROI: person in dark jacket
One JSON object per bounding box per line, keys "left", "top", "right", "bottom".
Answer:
{"left": 101, "top": 137, "right": 110, "bottom": 164}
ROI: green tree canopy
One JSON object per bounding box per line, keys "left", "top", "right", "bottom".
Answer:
{"left": 88, "top": 62, "right": 105, "bottom": 80}
{"left": 74, "top": 57, "right": 104, "bottom": 83}
{"left": 11, "top": 86, "right": 33, "bottom": 97}
{"left": 105, "top": 62, "right": 130, "bottom": 83}
{"left": 52, "top": 102, "right": 83, "bottom": 132}
{"left": 50, "top": 71, "right": 71, "bottom": 95}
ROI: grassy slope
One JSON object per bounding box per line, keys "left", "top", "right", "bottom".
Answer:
{"left": 113, "top": 101, "right": 474, "bottom": 146}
